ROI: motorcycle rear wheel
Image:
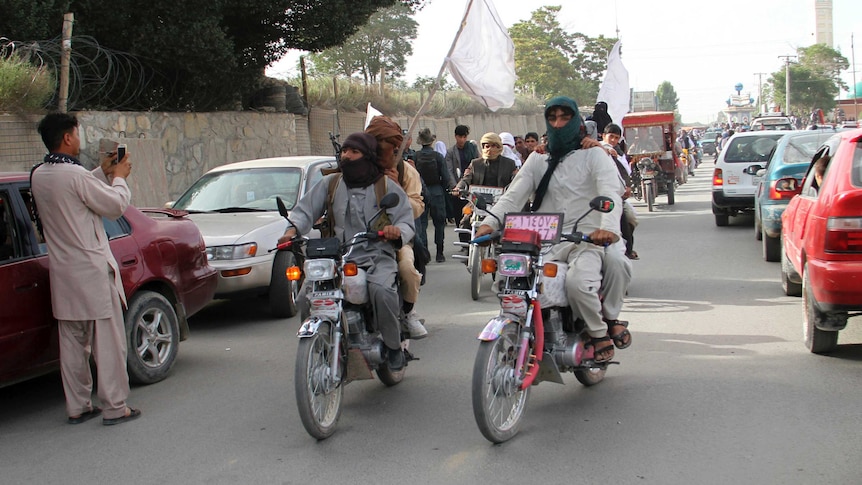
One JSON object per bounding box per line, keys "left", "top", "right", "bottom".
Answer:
{"left": 470, "top": 244, "right": 484, "bottom": 301}
{"left": 472, "top": 323, "right": 530, "bottom": 443}
{"left": 295, "top": 328, "right": 343, "bottom": 440}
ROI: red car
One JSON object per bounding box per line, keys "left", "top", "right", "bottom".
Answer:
{"left": 0, "top": 172, "right": 217, "bottom": 387}
{"left": 780, "top": 129, "right": 862, "bottom": 353}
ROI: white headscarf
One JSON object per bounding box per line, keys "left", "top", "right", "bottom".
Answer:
{"left": 434, "top": 140, "right": 447, "bottom": 157}
{"left": 499, "top": 132, "right": 522, "bottom": 167}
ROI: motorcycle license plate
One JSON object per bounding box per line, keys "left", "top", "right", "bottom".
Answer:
{"left": 502, "top": 212, "right": 564, "bottom": 243}
{"left": 311, "top": 290, "right": 339, "bottom": 299}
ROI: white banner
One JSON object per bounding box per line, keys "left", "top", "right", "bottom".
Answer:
{"left": 597, "top": 40, "right": 630, "bottom": 124}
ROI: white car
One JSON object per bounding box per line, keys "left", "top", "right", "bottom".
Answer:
{"left": 171, "top": 156, "right": 337, "bottom": 317}
{"left": 750, "top": 115, "right": 794, "bottom": 131}
{"left": 711, "top": 132, "right": 784, "bottom": 226}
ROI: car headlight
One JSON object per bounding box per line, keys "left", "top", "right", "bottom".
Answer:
{"left": 206, "top": 243, "right": 258, "bottom": 261}
{"left": 304, "top": 259, "right": 336, "bottom": 281}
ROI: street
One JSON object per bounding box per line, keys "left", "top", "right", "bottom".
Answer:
{"left": 2, "top": 159, "right": 861, "bottom": 485}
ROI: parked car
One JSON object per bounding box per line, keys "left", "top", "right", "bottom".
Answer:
{"left": 712, "top": 131, "right": 785, "bottom": 226}
{"left": 754, "top": 129, "right": 842, "bottom": 261}
{"left": 170, "top": 156, "right": 337, "bottom": 317}
{"left": 0, "top": 173, "right": 217, "bottom": 388}
{"left": 699, "top": 132, "right": 719, "bottom": 156}
{"left": 780, "top": 128, "right": 862, "bottom": 354}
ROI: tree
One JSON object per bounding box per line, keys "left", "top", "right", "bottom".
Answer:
{"left": 769, "top": 44, "right": 848, "bottom": 116}
{"left": 307, "top": 4, "right": 418, "bottom": 84}
{"left": 0, "top": 0, "right": 428, "bottom": 111}
{"left": 509, "top": 6, "right": 616, "bottom": 105}
{"left": 656, "top": 81, "right": 679, "bottom": 111}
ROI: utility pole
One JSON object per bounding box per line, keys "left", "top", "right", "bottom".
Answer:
{"left": 778, "top": 55, "right": 797, "bottom": 115}
{"left": 754, "top": 72, "right": 769, "bottom": 113}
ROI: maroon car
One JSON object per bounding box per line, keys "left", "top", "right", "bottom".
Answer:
{"left": 0, "top": 172, "right": 217, "bottom": 387}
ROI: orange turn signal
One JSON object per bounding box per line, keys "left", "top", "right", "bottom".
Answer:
{"left": 543, "top": 263, "right": 558, "bottom": 278}
{"left": 343, "top": 262, "right": 359, "bottom": 277}
{"left": 221, "top": 267, "right": 252, "bottom": 277}
{"left": 285, "top": 266, "right": 302, "bottom": 281}
{"left": 481, "top": 258, "right": 497, "bottom": 274}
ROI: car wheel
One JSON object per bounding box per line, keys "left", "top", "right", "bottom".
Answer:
{"left": 762, "top": 231, "right": 780, "bottom": 262}
{"left": 125, "top": 290, "right": 179, "bottom": 385}
{"left": 666, "top": 181, "right": 675, "bottom": 205}
{"left": 780, "top": 238, "right": 802, "bottom": 296}
{"left": 802, "top": 264, "right": 840, "bottom": 354}
{"left": 754, "top": 212, "right": 762, "bottom": 240}
{"left": 714, "top": 213, "right": 729, "bottom": 227}
{"left": 269, "top": 251, "right": 299, "bottom": 318}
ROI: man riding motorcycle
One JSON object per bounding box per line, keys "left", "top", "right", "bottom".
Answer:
{"left": 278, "top": 133, "right": 415, "bottom": 370}
{"left": 474, "top": 97, "right": 632, "bottom": 363}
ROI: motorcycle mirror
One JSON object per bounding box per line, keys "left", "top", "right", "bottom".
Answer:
{"left": 474, "top": 197, "right": 487, "bottom": 211}
{"left": 379, "top": 192, "right": 400, "bottom": 210}
{"left": 276, "top": 196, "right": 289, "bottom": 218}
{"left": 589, "top": 196, "right": 615, "bottom": 213}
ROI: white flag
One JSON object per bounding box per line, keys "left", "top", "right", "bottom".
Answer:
{"left": 597, "top": 40, "right": 630, "bottom": 125}
{"left": 446, "top": 0, "right": 515, "bottom": 111}
{"left": 364, "top": 103, "right": 384, "bottom": 129}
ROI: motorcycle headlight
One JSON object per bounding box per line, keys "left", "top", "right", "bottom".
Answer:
{"left": 206, "top": 243, "right": 258, "bottom": 261}
{"left": 304, "top": 259, "right": 336, "bottom": 281}
{"left": 498, "top": 253, "right": 531, "bottom": 277}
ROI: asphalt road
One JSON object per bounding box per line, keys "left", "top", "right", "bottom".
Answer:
{"left": 2, "top": 158, "right": 861, "bottom": 485}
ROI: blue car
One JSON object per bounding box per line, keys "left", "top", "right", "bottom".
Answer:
{"left": 753, "top": 129, "right": 843, "bottom": 261}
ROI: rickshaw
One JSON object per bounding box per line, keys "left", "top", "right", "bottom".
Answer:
{"left": 622, "top": 111, "right": 680, "bottom": 211}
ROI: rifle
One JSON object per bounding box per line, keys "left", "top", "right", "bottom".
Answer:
{"left": 329, "top": 132, "right": 341, "bottom": 161}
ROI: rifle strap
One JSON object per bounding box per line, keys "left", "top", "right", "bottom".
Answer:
{"left": 530, "top": 156, "right": 563, "bottom": 212}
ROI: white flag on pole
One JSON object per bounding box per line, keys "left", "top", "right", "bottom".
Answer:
{"left": 364, "top": 103, "right": 384, "bottom": 129}
{"left": 446, "top": 0, "right": 515, "bottom": 112}
{"left": 597, "top": 40, "right": 630, "bottom": 125}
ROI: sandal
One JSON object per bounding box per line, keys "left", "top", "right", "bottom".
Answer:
{"left": 605, "top": 319, "right": 632, "bottom": 349}
{"left": 587, "top": 335, "right": 615, "bottom": 363}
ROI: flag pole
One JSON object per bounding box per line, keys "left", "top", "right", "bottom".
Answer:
{"left": 396, "top": 0, "right": 475, "bottom": 161}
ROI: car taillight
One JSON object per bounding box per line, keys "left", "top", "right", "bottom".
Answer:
{"left": 825, "top": 217, "right": 862, "bottom": 253}
{"left": 768, "top": 177, "right": 802, "bottom": 200}
{"left": 712, "top": 168, "right": 723, "bottom": 186}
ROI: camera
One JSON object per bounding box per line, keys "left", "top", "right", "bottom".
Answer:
{"left": 114, "top": 144, "right": 126, "bottom": 165}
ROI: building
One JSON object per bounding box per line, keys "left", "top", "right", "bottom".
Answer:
{"left": 815, "top": 0, "right": 833, "bottom": 47}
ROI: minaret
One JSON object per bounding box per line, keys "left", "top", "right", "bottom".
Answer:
{"left": 815, "top": 0, "right": 833, "bottom": 47}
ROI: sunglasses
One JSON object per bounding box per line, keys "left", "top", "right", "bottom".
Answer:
{"left": 481, "top": 142, "right": 501, "bottom": 148}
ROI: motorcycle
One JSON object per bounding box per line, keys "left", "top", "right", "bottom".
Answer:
{"left": 453, "top": 186, "right": 504, "bottom": 300}
{"left": 637, "top": 157, "right": 659, "bottom": 212}
{"left": 274, "top": 193, "right": 414, "bottom": 440}
{"left": 469, "top": 196, "right": 617, "bottom": 443}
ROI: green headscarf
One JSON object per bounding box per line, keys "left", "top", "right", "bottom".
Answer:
{"left": 544, "top": 96, "right": 584, "bottom": 161}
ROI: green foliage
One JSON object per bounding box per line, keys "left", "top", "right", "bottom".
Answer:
{"left": 297, "top": 76, "right": 543, "bottom": 116}
{"left": 509, "top": 6, "right": 616, "bottom": 106}
{"left": 656, "top": 81, "right": 679, "bottom": 111}
{"left": 769, "top": 44, "right": 848, "bottom": 115}
{"left": 0, "top": 0, "right": 427, "bottom": 111}
{"left": 0, "top": 53, "right": 56, "bottom": 112}
{"left": 307, "top": 4, "right": 418, "bottom": 85}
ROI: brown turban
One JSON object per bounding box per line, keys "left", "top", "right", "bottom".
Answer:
{"left": 365, "top": 115, "right": 404, "bottom": 147}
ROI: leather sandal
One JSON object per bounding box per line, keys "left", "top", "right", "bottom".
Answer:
{"left": 587, "top": 335, "right": 615, "bottom": 363}
{"left": 605, "top": 319, "right": 632, "bottom": 349}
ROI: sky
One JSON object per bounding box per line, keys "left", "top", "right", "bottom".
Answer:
{"left": 267, "top": 0, "right": 862, "bottom": 124}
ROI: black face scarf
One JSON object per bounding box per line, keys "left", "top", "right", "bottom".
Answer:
{"left": 339, "top": 156, "right": 382, "bottom": 188}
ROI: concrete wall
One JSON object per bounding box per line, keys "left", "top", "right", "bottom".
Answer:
{"left": 1, "top": 109, "right": 545, "bottom": 204}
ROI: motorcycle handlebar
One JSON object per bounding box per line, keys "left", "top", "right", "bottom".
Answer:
{"left": 562, "top": 232, "right": 609, "bottom": 247}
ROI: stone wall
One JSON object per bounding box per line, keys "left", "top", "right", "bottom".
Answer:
{"left": 1, "top": 109, "right": 546, "bottom": 204}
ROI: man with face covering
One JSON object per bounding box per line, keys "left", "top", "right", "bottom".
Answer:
{"left": 278, "top": 132, "right": 416, "bottom": 370}
{"left": 474, "top": 97, "right": 631, "bottom": 363}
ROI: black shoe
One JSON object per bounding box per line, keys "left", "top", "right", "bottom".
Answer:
{"left": 436, "top": 253, "right": 445, "bottom": 263}
{"left": 388, "top": 347, "right": 404, "bottom": 371}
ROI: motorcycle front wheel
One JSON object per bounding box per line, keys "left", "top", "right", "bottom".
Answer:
{"left": 295, "top": 328, "right": 343, "bottom": 440}
{"left": 472, "top": 323, "right": 530, "bottom": 443}
{"left": 470, "top": 244, "right": 484, "bottom": 301}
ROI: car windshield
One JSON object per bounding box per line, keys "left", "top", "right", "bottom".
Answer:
{"left": 781, "top": 133, "right": 835, "bottom": 165}
{"left": 625, "top": 126, "right": 665, "bottom": 154}
{"left": 701, "top": 133, "right": 719, "bottom": 142}
{"left": 724, "top": 134, "right": 784, "bottom": 163}
{"left": 172, "top": 167, "right": 302, "bottom": 212}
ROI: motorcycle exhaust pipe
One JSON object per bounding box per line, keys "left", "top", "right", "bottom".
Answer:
{"left": 554, "top": 336, "right": 587, "bottom": 367}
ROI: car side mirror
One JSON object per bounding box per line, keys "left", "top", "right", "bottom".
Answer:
{"left": 744, "top": 164, "right": 763, "bottom": 175}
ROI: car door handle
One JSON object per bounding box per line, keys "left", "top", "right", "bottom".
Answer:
{"left": 121, "top": 258, "right": 138, "bottom": 267}
{"left": 14, "top": 282, "right": 38, "bottom": 291}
